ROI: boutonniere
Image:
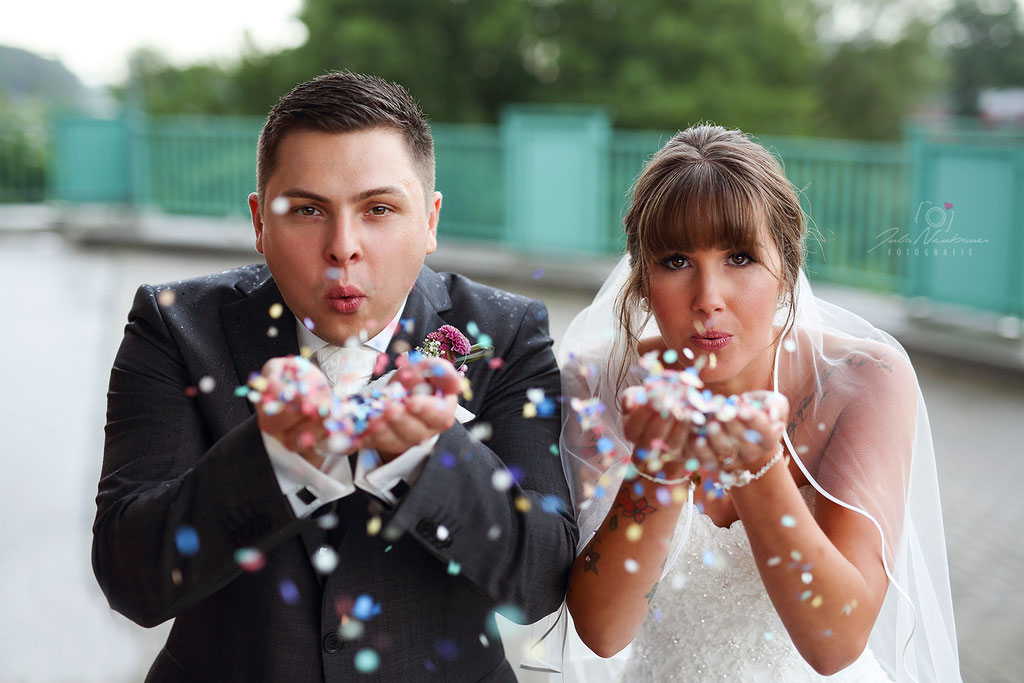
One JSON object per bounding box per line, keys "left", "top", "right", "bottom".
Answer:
{"left": 416, "top": 324, "right": 493, "bottom": 366}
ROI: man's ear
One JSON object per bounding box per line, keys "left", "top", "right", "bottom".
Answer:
{"left": 425, "top": 190, "right": 442, "bottom": 255}
{"left": 249, "top": 192, "right": 265, "bottom": 255}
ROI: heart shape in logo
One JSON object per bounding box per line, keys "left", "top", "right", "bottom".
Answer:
{"left": 943, "top": 202, "right": 953, "bottom": 210}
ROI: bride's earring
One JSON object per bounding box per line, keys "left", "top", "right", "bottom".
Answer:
{"left": 639, "top": 297, "right": 650, "bottom": 312}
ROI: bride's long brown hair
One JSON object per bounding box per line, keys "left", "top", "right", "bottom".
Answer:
{"left": 613, "top": 124, "right": 808, "bottom": 388}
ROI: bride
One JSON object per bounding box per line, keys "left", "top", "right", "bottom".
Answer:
{"left": 550, "top": 124, "right": 960, "bottom": 681}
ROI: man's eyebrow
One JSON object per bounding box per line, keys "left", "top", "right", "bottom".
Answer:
{"left": 278, "top": 188, "right": 331, "bottom": 204}
{"left": 354, "top": 186, "right": 410, "bottom": 202}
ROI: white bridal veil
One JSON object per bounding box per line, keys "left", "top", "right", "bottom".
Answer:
{"left": 526, "top": 255, "right": 960, "bottom": 682}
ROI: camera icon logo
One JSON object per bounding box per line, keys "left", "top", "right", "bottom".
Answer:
{"left": 914, "top": 201, "right": 955, "bottom": 231}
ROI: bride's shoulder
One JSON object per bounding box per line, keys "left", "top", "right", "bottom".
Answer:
{"left": 818, "top": 332, "right": 918, "bottom": 401}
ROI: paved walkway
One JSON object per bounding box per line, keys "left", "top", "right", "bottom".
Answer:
{"left": 0, "top": 230, "right": 1019, "bottom": 681}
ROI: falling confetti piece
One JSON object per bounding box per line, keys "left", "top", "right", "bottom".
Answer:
{"left": 767, "top": 556, "right": 781, "bottom": 567}
{"left": 709, "top": 353, "right": 717, "bottom": 369}
{"left": 549, "top": 443, "right": 559, "bottom": 456}
{"left": 515, "top": 496, "right": 532, "bottom": 513}
{"left": 467, "top": 321, "right": 480, "bottom": 337}
{"left": 683, "top": 347, "right": 695, "bottom": 360}
{"left": 341, "top": 620, "right": 364, "bottom": 640}
{"left": 522, "top": 403, "right": 537, "bottom": 418}
{"left": 439, "top": 452, "right": 456, "bottom": 468}
{"left": 312, "top": 546, "right": 339, "bottom": 574}
{"left": 270, "top": 196, "right": 289, "bottom": 215}
{"left": 488, "top": 357, "right": 505, "bottom": 370}
{"left": 303, "top": 317, "right": 315, "bottom": 331}
{"left": 764, "top": 631, "right": 775, "bottom": 641}
{"left": 235, "top": 547, "right": 266, "bottom": 572}
{"left": 781, "top": 514, "right": 797, "bottom": 528}
{"left": 811, "top": 595, "right": 823, "bottom": 608}
{"left": 269, "top": 303, "right": 284, "bottom": 319}
{"left": 491, "top": 469, "right": 513, "bottom": 492}
{"left": 184, "top": 386, "right": 198, "bottom": 397}
{"left": 694, "top": 319, "right": 706, "bottom": 334}
{"left": 624, "top": 559, "right": 639, "bottom": 573}
{"left": 366, "top": 516, "right": 382, "bottom": 536}
{"left": 157, "top": 289, "right": 176, "bottom": 307}
{"left": 471, "top": 423, "right": 493, "bottom": 441}
{"left": 662, "top": 349, "right": 678, "bottom": 364}
{"left": 818, "top": 422, "right": 826, "bottom": 431}
{"left": 783, "top": 338, "right": 797, "bottom": 352}
{"left": 354, "top": 649, "right": 380, "bottom": 673}
{"left": 352, "top": 594, "right": 381, "bottom": 620}
{"left": 436, "top": 525, "right": 450, "bottom": 541}
{"left": 790, "top": 550, "right": 802, "bottom": 561}
{"left": 317, "top": 512, "right": 339, "bottom": 529}
{"left": 626, "top": 524, "right": 643, "bottom": 541}
{"left": 325, "top": 266, "right": 342, "bottom": 280}
{"left": 198, "top": 376, "right": 216, "bottom": 393}
{"left": 479, "top": 633, "right": 490, "bottom": 647}
{"left": 171, "top": 568, "right": 182, "bottom": 585}
{"left": 279, "top": 579, "right": 300, "bottom": 604}
{"left": 532, "top": 268, "right": 544, "bottom": 279}
{"left": 801, "top": 572, "right": 813, "bottom": 584}
{"left": 800, "top": 590, "right": 813, "bottom": 601}
{"left": 267, "top": 326, "right": 279, "bottom": 338}
{"left": 486, "top": 525, "right": 501, "bottom": 540}
{"left": 447, "top": 561, "right": 461, "bottom": 576}
{"left": 175, "top": 526, "right": 199, "bottom": 556}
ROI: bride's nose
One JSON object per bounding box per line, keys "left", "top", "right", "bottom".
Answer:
{"left": 691, "top": 268, "right": 726, "bottom": 315}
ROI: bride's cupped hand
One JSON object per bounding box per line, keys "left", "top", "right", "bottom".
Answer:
{"left": 694, "top": 390, "right": 789, "bottom": 473}
{"left": 619, "top": 385, "right": 697, "bottom": 480}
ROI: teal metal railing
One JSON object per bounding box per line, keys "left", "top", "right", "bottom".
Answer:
{"left": 35, "top": 114, "right": 920, "bottom": 294}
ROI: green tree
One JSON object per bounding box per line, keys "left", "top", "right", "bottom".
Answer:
{"left": 938, "top": 0, "right": 1024, "bottom": 116}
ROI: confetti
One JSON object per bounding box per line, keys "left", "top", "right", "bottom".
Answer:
{"left": 491, "top": 470, "right": 513, "bottom": 491}
{"left": 522, "top": 402, "right": 537, "bottom": 418}
{"left": 486, "top": 525, "right": 501, "bottom": 540}
{"left": 270, "top": 196, "right": 289, "bottom": 215}
{"left": 341, "top": 619, "right": 364, "bottom": 640}
{"left": 488, "top": 357, "right": 505, "bottom": 369}
{"left": 479, "top": 633, "right": 490, "bottom": 647}
{"left": 436, "top": 525, "right": 450, "bottom": 542}
{"left": 312, "top": 546, "right": 339, "bottom": 574}
{"left": 303, "top": 317, "right": 315, "bottom": 331}
{"left": 366, "top": 516, "right": 382, "bottom": 536}
{"left": 198, "top": 376, "right": 216, "bottom": 393}
{"left": 157, "top": 289, "right": 176, "bottom": 307}
{"left": 471, "top": 423, "right": 493, "bottom": 441}
{"left": 269, "top": 303, "right": 284, "bottom": 319}
{"left": 801, "top": 572, "right": 813, "bottom": 584}
{"left": 515, "top": 496, "right": 532, "bottom": 512}
{"left": 435, "top": 639, "right": 460, "bottom": 660}
{"left": 352, "top": 594, "right": 381, "bottom": 620}
{"left": 764, "top": 631, "right": 776, "bottom": 641}
{"left": 626, "top": 524, "right": 643, "bottom": 541}
{"left": 781, "top": 514, "right": 797, "bottom": 528}
{"left": 783, "top": 338, "right": 797, "bottom": 352}
{"left": 624, "top": 559, "right": 640, "bottom": 573}
{"left": 317, "top": 512, "right": 338, "bottom": 529}
{"left": 447, "top": 561, "right": 461, "bottom": 576}
{"left": 267, "top": 326, "right": 279, "bottom": 338}
{"left": 171, "top": 568, "right": 182, "bottom": 585}
{"left": 662, "top": 349, "right": 678, "bottom": 364}
{"left": 694, "top": 319, "right": 706, "bottom": 334}
{"left": 811, "top": 595, "right": 823, "bottom": 608}
{"left": 439, "top": 452, "right": 456, "bottom": 468}
{"left": 175, "top": 525, "right": 199, "bottom": 556}
{"left": 533, "top": 269, "right": 544, "bottom": 279}
{"left": 279, "top": 579, "right": 300, "bottom": 605}
{"left": 354, "top": 649, "right": 380, "bottom": 673}
{"left": 766, "top": 556, "right": 781, "bottom": 567}
{"left": 235, "top": 547, "right": 266, "bottom": 572}
{"left": 325, "top": 266, "right": 342, "bottom": 280}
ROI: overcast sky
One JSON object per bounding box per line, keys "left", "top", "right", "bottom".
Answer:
{"left": 2, "top": 0, "right": 306, "bottom": 88}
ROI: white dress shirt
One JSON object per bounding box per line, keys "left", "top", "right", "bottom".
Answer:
{"left": 262, "top": 301, "right": 442, "bottom": 517}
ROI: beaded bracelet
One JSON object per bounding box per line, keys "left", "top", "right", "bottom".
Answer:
{"left": 717, "top": 444, "right": 788, "bottom": 490}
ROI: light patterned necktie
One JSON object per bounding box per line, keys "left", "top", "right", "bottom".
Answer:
{"left": 313, "top": 344, "right": 377, "bottom": 394}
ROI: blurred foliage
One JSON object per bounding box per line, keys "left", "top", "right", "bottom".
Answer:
{"left": 114, "top": 0, "right": 1024, "bottom": 140}
{"left": 938, "top": 0, "right": 1024, "bottom": 116}
{"left": 0, "top": 96, "right": 49, "bottom": 201}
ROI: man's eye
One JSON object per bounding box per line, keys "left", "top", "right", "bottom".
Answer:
{"left": 295, "top": 205, "right": 320, "bottom": 217}
{"left": 368, "top": 206, "right": 391, "bottom": 216}
{"left": 729, "top": 253, "right": 754, "bottom": 266}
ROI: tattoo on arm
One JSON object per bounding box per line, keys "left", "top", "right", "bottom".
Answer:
{"left": 645, "top": 581, "right": 659, "bottom": 603}
{"left": 584, "top": 532, "right": 602, "bottom": 575}
{"left": 613, "top": 487, "right": 657, "bottom": 525}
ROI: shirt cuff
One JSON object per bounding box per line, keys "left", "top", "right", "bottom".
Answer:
{"left": 262, "top": 431, "right": 355, "bottom": 518}
{"left": 354, "top": 434, "right": 439, "bottom": 506}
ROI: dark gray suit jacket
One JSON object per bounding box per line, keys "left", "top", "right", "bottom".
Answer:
{"left": 93, "top": 264, "right": 577, "bottom": 682}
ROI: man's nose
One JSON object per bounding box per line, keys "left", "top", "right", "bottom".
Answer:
{"left": 323, "top": 216, "right": 362, "bottom": 265}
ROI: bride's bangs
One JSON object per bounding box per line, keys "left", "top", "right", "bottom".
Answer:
{"left": 638, "top": 164, "right": 767, "bottom": 264}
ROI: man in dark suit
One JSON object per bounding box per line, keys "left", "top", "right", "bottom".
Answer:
{"left": 92, "top": 71, "right": 577, "bottom": 682}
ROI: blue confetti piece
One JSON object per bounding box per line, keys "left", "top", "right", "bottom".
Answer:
{"left": 662, "top": 349, "right": 678, "bottom": 364}
{"left": 424, "top": 660, "right": 436, "bottom": 672}
{"left": 596, "top": 436, "right": 615, "bottom": 454}
{"left": 439, "top": 452, "right": 456, "bottom": 468}
{"left": 234, "top": 385, "right": 249, "bottom": 397}
{"left": 532, "top": 268, "right": 544, "bottom": 279}
{"left": 633, "top": 481, "right": 644, "bottom": 496}
{"left": 408, "top": 350, "right": 425, "bottom": 364}
{"left": 743, "top": 429, "right": 763, "bottom": 444}
{"left": 353, "top": 594, "right": 381, "bottom": 620}
{"left": 494, "top": 603, "right": 526, "bottom": 623}
{"left": 540, "top": 495, "right": 567, "bottom": 514}
{"left": 537, "top": 397, "right": 557, "bottom": 417}
{"left": 303, "top": 317, "right": 315, "bottom": 330}
{"left": 635, "top": 448, "right": 650, "bottom": 461}
{"left": 477, "top": 333, "right": 493, "bottom": 348}
{"left": 435, "top": 639, "right": 460, "bottom": 660}
{"left": 175, "top": 525, "right": 199, "bottom": 556}
{"left": 279, "top": 579, "right": 300, "bottom": 604}
{"left": 781, "top": 514, "right": 797, "bottom": 528}
{"left": 467, "top": 321, "right": 480, "bottom": 337}
{"left": 702, "top": 550, "right": 716, "bottom": 567}
{"left": 507, "top": 465, "right": 523, "bottom": 483}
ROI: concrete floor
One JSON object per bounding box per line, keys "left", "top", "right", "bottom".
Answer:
{"left": 0, "top": 231, "right": 1020, "bottom": 681}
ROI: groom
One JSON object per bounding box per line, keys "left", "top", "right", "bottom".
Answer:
{"left": 92, "top": 71, "right": 577, "bottom": 682}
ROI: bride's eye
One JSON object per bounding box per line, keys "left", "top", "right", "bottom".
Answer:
{"left": 728, "top": 252, "right": 754, "bottom": 266}
{"left": 660, "top": 254, "right": 689, "bottom": 270}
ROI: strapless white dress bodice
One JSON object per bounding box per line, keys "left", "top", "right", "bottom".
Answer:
{"left": 619, "top": 487, "right": 894, "bottom": 682}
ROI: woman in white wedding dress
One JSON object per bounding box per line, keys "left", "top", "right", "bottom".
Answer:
{"left": 551, "top": 125, "right": 960, "bottom": 682}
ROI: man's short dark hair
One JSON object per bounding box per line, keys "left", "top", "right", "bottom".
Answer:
{"left": 257, "top": 71, "right": 435, "bottom": 204}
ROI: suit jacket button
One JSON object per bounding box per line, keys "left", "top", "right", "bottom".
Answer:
{"left": 416, "top": 519, "right": 436, "bottom": 537}
{"left": 323, "top": 632, "right": 343, "bottom": 653}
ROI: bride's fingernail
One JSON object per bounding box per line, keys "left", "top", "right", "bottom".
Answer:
{"left": 707, "top": 421, "right": 721, "bottom": 435}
